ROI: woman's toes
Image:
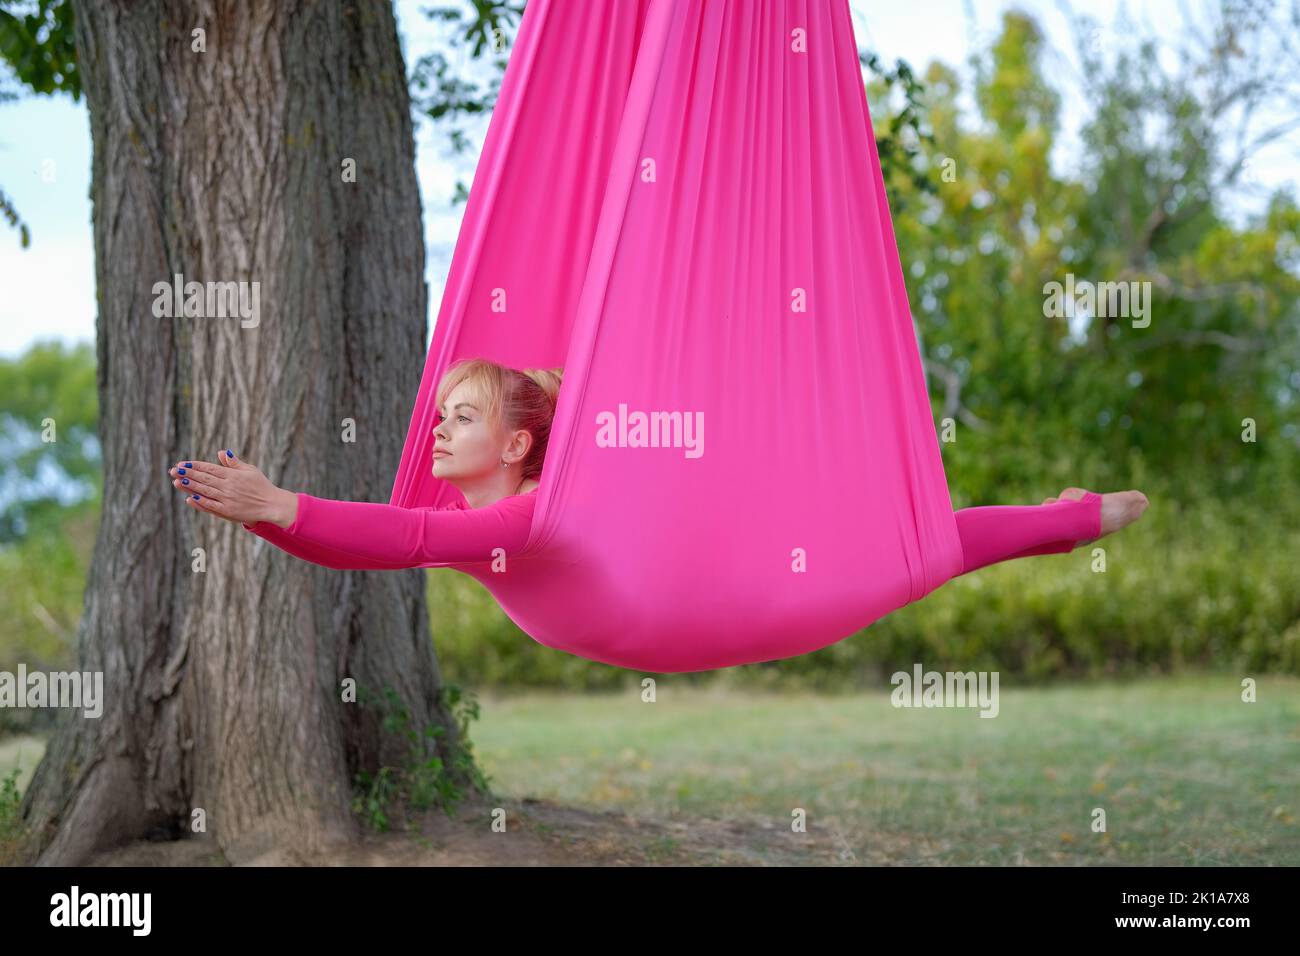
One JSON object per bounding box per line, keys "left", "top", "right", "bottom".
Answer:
{"left": 1099, "top": 491, "right": 1149, "bottom": 535}
{"left": 1058, "top": 487, "right": 1089, "bottom": 501}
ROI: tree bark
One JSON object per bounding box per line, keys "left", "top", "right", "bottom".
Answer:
{"left": 20, "top": 0, "right": 464, "bottom": 865}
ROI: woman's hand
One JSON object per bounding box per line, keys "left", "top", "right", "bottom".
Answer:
{"left": 167, "top": 450, "right": 298, "bottom": 528}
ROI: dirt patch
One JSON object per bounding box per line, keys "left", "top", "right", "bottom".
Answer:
{"left": 83, "top": 795, "right": 873, "bottom": 866}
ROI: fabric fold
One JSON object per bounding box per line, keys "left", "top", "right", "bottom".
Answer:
{"left": 263, "top": 0, "right": 978, "bottom": 672}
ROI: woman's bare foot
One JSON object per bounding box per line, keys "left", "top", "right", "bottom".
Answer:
{"left": 1040, "top": 486, "right": 1149, "bottom": 544}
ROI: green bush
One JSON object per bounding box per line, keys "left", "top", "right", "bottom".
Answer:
{"left": 0, "top": 498, "right": 96, "bottom": 735}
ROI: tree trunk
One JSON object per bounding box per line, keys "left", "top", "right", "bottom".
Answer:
{"left": 20, "top": 0, "right": 464, "bottom": 865}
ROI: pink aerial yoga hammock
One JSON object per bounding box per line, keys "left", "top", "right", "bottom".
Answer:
{"left": 244, "top": 0, "right": 1102, "bottom": 673}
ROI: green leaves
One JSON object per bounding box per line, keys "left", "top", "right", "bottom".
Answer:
{"left": 0, "top": 187, "right": 30, "bottom": 248}
{"left": 0, "top": 341, "right": 100, "bottom": 543}
{"left": 0, "top": 0, "right": 80, "bottom": 99}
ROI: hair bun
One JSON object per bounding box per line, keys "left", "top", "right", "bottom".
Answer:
{"left": 524, "top": 367, "right": 563, "bottom": 407}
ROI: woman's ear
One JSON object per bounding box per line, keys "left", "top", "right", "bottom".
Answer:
{"left": 511, "top": 429, "right": 534, "bottom": 463}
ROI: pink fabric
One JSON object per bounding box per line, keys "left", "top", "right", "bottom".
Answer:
{"left": 242, "top": 490, "right": 537, "bottom": 570}
{"left": 954, "top": 492, "right": 1102, "bottom": 575}
{"left": 242, "top": 0, "right": 1085, "bottom": 673}
{"left": 245, "top": 489, "right": 1101, "bottom": 578}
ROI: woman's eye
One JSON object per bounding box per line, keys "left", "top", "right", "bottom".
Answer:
{"left": 458, "top": 415, "right": 470, "bottom": 424}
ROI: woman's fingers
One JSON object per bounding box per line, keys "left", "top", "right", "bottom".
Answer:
{"left": 173, "top": 473, "right": 223, "bottom": 500}
{"left": 171, "top": 460, "right": 228, "bottom": 482}
{"left": 184, "top": 492, "right": 237, "bottom": 522}
{"left": 169, "top": 457, "right": 227, "bottom": 503}
{"left": 169, "top": 459, "right": 230, "bottom": 502}
{"left": 169, "top": 454, "right": 250, "bottom": 524}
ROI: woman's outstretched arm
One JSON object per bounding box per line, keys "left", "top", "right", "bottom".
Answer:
{"left": 240, "top": 516, "right": 420, "bottom": 570}
{"left": 167, "top": 452, "right": 534, "bottom": 569}
{"left": 250, "top": 491, "right": 534, "bottom": 567}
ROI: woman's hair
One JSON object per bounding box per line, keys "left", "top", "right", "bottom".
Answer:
{"left": 435, "top": 358, "right": 564, "bottom": 482}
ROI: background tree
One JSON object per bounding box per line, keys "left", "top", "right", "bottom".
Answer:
{"left": 11, "top": 0, "right": 463, "bottom": 865}
{"left": 886, "top": 5, "right": 1300, "bottom": 507}
{"left": 0, "top": 342, "right": 98, "bottom": 542}
{"left": 0, "top": 0, "right": 78, "bottom": 246}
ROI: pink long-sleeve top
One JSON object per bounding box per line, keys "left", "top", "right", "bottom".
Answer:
{"left": 241, "top": 488, "right": 539, "bottom": 570}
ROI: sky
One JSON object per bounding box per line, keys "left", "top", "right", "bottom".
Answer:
{"left": 0, "top": 0, "right": 1295, "bottom": 359}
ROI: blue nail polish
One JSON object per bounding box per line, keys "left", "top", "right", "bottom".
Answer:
{"left": 193, "top": 494, "right": 200, "bottom": 499}
{"left": 184, "top": 462, "right": 192, "bottom": 467}
{"left": 227, "top": 449, "right": 234, "bottom": 458}
{"left": 178, "top": 468, "right": 186, "bottom": 474}
{"left": 182, "top": 478, "right": 189, "bottom": 484}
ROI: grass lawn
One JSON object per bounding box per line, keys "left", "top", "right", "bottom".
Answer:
{"left": 3, "top": 673, "right": 1296, "bottom": 865}
{"left": 470, "top": 672, "right": 1300, "bottom": 864}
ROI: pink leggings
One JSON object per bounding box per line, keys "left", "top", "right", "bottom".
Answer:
{"left": 953, "top": 491, "right": 1102, "bottom": 576}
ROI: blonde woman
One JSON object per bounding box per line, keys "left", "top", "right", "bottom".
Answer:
{"left": 166, "top": 357, "right": 1144, "bottom": 571}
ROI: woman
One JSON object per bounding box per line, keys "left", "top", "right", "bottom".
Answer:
{"left": 166, "top": 359, "right": 557, "bottom": 568}
{"left": 165, "top": 357, "right": 1148, "bottom": 573}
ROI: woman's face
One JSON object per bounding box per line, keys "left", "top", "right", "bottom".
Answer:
{"left": 432, "top": 381, "right": 508, "bottom": 481}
